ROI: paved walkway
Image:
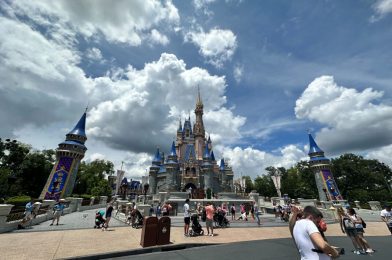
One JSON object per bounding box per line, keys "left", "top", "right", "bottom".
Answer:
{"left": 1, "top": 220, "right": 390, "bottom": 259}
{"left": 12, "top": 209, "right": 127, "bottom": 233}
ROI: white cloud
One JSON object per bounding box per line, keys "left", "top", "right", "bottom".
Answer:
{"left": 2, "top": 0, "right": 180, "bottom": 46}
{"left": 122, "top": 152, "right": 153, "bottom": 179}
{"left": 233, "top": 64, "right": 244, "bottom": 83}
{"left": 295, "top": 75, "right": 392, "bottom": 154}
{"left": 148, "top": 29, "right": 169, "bottom": 46}
{"left": 86, "top": 47, "right": 103, "bottom": 61}
{"left": 219, "top": 145, "right": 307, "bottom": 179}
{"left": 185, "top": 28, "right": 238, "bottom": 68}
{"left": 87, "top": 152, "right": 106, "bottom": 162}
{"left": 371, "top": 0, "right": 392, "bottom": 21}
{"left": 193, "top": 0, "right": 216, "bottom": 16}
{"left": 366, "top": 144, "right": 392, "bottom": 166}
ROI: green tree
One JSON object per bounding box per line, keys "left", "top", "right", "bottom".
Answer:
{"left": 254, "top": 175, "right": 276, "bottom": 197}
{"left": 73, "top": 159, "right": 114, "bottom": 196}
{"left": 331, "top": 153, "right": 392, "bottom": 202}
{"left": 243, "top": 175, "right": 254, "bottom": 193}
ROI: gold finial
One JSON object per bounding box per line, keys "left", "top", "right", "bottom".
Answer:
{"left": 196, "top": 85, "right": 203, "bottom": 106}
{"left": 85, "top": 102, "right": 89, "bottom": 113}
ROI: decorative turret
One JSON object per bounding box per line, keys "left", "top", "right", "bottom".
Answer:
{"left": 40, "top": 111, "right": 88, "bottom": 200}
{"left": 166, "top": 141, "right": 179, "bottom": 191}
{"left": 307, "top": 133, "right": 343, "bottom": 201}
{"left": 149, "top": 147, "right": 161, "bottom": 194}
{"left": 202, "top": 143, "right": 213, "bottom": 191}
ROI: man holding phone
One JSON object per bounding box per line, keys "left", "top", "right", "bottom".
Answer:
{"left": 292, "top": 206, "right": 340, "bottom": 259}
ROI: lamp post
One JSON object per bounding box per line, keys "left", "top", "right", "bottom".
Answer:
{"left": 271, "top": 168, "right": 282, "bottom": 198}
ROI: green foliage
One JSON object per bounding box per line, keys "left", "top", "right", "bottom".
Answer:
{"left": 0, "top": 138, "right": 54, "bottom": 199}
{"left": 254, "top": 175, "right": 276, "bottom": 197}
{"left": 243, "top": 175, "right": 254, "bottom": 193}
{"left": 6, "top": 195, "right": 31, "bottom": 205}
{"left": 73, "top": 159, "right": 114, "bottom": 197}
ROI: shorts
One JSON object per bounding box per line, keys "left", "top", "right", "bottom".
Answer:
{"left": 356, "top": 228, "right": 364, "bottom": 233}
{"left": 345, "top": 228, "right": 357, "bottom": 237}
{"left": 24, "top": 211, "right": 32, "bottom": 220}
{"left": 206, "top": 219, "right": 213, "bottom": 228}
{"left": 184, "top": 217, "right": 190, "bottom": 225}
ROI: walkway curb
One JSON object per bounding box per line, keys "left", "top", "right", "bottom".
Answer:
{"left": 59, "top": 243, "right": 219, "bottom": 260}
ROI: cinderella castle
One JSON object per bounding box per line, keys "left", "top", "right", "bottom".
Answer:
{"left": 148, "top": 91, "right": 234, "bottom": 195}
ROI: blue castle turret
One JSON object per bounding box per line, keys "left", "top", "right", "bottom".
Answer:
{"left": 308, "top": 133, "right": 343, "bottom": 201}
{"left": 40, "top": 111, "right": 88, "bottom": 200}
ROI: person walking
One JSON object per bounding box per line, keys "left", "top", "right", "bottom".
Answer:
{"left": 347, "top": 208, "right": 374, "bottom": 253}
{"left": 205, "top": 202, "right": 215, "bottom": 236}
{"left": 381, "top": 205, "right": 392, "bottom": 235}
{"left": 50, "top": 199, "right": 66, "bottom": 226}
{"left": 156, "top": 203, "right": 162, "bottom": 217}
{"left": 253, "top": 201, "right": 261, "bottom": 226}
{"left": 183, "top": 199, "right": 191, "bottom": 236}
{"left": 338, "top": 208, "right": 365, "bottom": 255}
{"left": 292, "top": 206, "right": 340, "bottom": 259}
{"left": 230, "top": 203, "right": 236, "bottom": 221}
{"left": 18, "top": 199, "right": 34, "bottom": 229}
{"left": 102, "top": 202, "right": 114, "bottom": 231}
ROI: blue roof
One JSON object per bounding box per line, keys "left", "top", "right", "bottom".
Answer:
{"left": 203, "top": 144, "right": 210, "bottom": 159}
{"left": 308, "top": 133, "right": 323, "bottom": 155}
{"left": 152, "top": 148, "right": 161, "bottom": 164}
{"left": 121, "top": 177, "right": 128, "bottom": 185}
{"left": 219, "top": 158, "right": 225, "bottom": 171}
{"left": 178, "top": 119, "right": 182, "bottom": 132}
{"left": 68, "top": 113, "right": 87, "bottom": 137}
{"left": 183, "top": 119, "right": 192, "bottom": 134}
{"left": 310, "top": 156, "right": 329, "bottom": 162}
{"left": 207, "top": 136, "right": 211, "bottom": 143}
{"left": 158, "top": 165, "right": 166, "bottom": 173}
{"left": 184, "top": 144, "right": 196, "bottom": 161}
{"left": 59, "top": 140, "right": 86, "bottom": 148}
{"left": 210, "top": 150, "right": 215, "bottom": 161}
{"left": 170, "top": 141, "right": 177, "bottom": 156}
{"left": 129, "top": 180, "right": 141, "bottom": 189}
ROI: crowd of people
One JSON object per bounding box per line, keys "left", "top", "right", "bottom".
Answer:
{"left": 289, "top": 203, "right": 392, "bottom": 259}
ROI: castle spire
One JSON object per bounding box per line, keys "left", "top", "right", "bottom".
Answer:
{"left": 170, "top": 141, "right": 177, "bottom": 156}
{"left": 196, "top": 85, "right": 203, "bottom": 107}
{"left": 68, "top": 112, "right": 87, "bottom": 137}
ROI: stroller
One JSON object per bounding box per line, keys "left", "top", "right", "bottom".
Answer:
{"left": 94, "top": 210, "right": 106, "bottom": 228}
{"left": 189, "top": 214, "right": 204, "bottom": 236}
{"left": 131, "top": 209, "right": 144, "bottom": 229}
{"left": 214, "top": 210, "right": 230, "bottom": 228}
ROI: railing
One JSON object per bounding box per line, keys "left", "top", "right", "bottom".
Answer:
{"left": 81, "top": 199, "right": 90, "bottom": 206}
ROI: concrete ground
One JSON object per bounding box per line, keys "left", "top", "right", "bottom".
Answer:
{"left": 0, "top": 214, "right": 390, "bottom": 260}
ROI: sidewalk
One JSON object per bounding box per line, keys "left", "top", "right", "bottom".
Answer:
{"left": 0, "top": 222, "right": 390, "bottom": 260}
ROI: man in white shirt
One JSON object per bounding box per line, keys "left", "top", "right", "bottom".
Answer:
{"left": 380, "top": 205, "right": 392, "bottom": 235}
{"left": 184, "top": 198, "right": 191, "bottom": 236}
{"left": 293, "top": 206, "right": 340, "bottom": 260}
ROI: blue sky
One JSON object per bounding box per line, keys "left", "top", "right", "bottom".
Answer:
{"left": 1, "top": 0, "right": 392, "bottom": 180}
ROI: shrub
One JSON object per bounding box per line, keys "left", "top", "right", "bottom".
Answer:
{"left": 6, "top": 195, "right": 32, "bottom": 206}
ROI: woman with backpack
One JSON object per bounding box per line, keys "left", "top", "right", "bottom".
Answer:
{"left": 230, "top": 203, "right": 236, "bottom": 221}
{"left": 338, "top": 208, "right": 366, "bottom": 255}
{"left": 347, "top": 208, "right": 374, "bottom": 253}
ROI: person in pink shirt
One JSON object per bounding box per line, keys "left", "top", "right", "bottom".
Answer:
{"left": 205, "top": 202, "right": 215, "bottom": 236}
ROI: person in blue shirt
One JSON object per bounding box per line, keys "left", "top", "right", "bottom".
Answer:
{"left": 18, "top": 199, "right": 34, "bottom": 229}
{"left": 50, "top": 199, "right": 66, "bottom": 226}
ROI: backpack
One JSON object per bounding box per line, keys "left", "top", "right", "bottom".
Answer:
{"left": 343, "top": 217, "right": 355, "bottom": 229}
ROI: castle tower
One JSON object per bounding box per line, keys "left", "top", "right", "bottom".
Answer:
{"left": 39, "top": 112, "right": 88, "bottom": 200}
{"left": 202, "top": 144, "right": 213, "bottom": 191}
{"left": 165, "top": 141, "right": 179, "bottom": 191}
{"left": 194, "top": 87, "right": 206, "bottom": 160}
{"left": 308, "top": 133, "right": 343, "bottom": 201}
{"left": 148, "top": 147, "right": 161, "bottom": 194}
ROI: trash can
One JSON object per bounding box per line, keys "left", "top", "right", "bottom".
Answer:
{"left": 140, "top": 216, "right": 158, "bottom": 247}
{"left": 157, "top": 216, "right": 171, "bottom": 245}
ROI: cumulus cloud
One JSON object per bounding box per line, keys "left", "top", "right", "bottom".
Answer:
{"left": 219, "top": 145, "right": 307, "bottom": 179}
{"left": 87, "top": 53, "right": 244, "bottom": 153}
{"left": 185, "top": 28, "right": 237, "bottom": 68}
{"left": 148, "top": 29, "right": 169, "bottom": 46}
{"left": 366, "top": 144, "right": 392, "bottom": 166}
{"left": 295, "top": 75, "right": 392, "bottom": 154}
{"left": 371, "top": 0, "right": 392, "bottom": 21}
{"left": 233, "top": 64, "right": 244, "bottom": 83}
{"left": 87, "top": 152, "right": 106, "bottom": 162}
{"left": 86, "top": 47, "right": 103, "bottom": 61}
{"left": 1, "top": 0, "right": 179, "bottom": 46}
